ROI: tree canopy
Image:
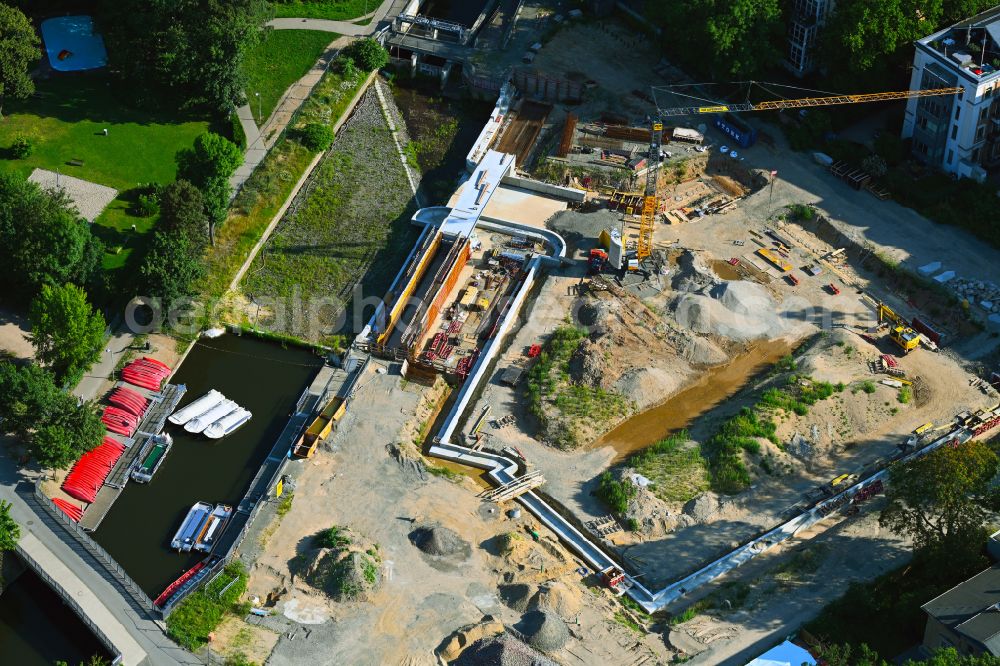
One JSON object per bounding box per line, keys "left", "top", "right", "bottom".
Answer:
{"left": 819, "top": 643, "right": 1000, "bottom": 665}
{"left": 347, "top": 38, "right": 389, "bottom": 72}
{"left": 158, "top": 179, "right": 209, "bottom": 249}
{"left": 176, "top": 132, "right": 242, "bottom": 241}
{"left": 647, "top": 0, "right": 784, "bottom": 79}
{"left": 99, "top": 0, "right": 271, "bottom": 112}
{"left": 0, "top": 3, "right": 40, "bottom": 116}
{"left": 0, "top": 500, "right": 18, "bottom": 554}
{"left": 0, "top": 173, "right": 103, "bottom": 300}
{"left": 139, "top": 229, "right": 205, "bottom": 306}
{"left": 28, "top": 283, "right": 106, "bottom": 384}
{"left": 0, "top": 362, "right": 103, "bottom": 469}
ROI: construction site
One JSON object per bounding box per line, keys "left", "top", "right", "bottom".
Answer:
{"left": 221, "top": 7, "right": 1000, "bottom": 666}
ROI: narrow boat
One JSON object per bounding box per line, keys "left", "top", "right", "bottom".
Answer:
{"left": 130, "top": 434, "right": 173, "bottom": 483}
{"left": 194, "top": 504, "right": 232, "bottom": 553}
{"left": 291, "top": 396, "right": 346, "bottom": 459}
{"left": 154, "top": 561, "right": 206, "bottom": 607}
{"left": 168, "top": 390, "right": 224, "bottom": 425}
{"left": 203, "top": 408, "right": 252, "bottom": 439}
{"left": 170, "top": 501, "right": 212, "bottom": 552}
{"left": 184, "top": 400, "right": 237, "bottom": 434}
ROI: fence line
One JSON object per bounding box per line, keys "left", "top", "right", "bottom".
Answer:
{"left": 33, "top": 482, "right": 156, "bottom": 612}
{"left": 15, "top": 542, "right": 125, "bottom": 665}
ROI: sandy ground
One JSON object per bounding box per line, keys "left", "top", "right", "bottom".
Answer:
{"left": 0, "top": 307, "right": 34, "bottom": 361}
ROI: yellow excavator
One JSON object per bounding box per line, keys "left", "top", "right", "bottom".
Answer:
{"left": 878, "top": 303, "right": 921, "bottom": 354}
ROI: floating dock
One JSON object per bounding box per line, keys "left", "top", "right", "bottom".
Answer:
{"left": 79, "top": 383, "right": 186, "bottom": 531}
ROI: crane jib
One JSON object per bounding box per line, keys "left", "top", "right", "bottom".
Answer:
{"left": 662, "top": 87, "right": 964, "bottom": 116}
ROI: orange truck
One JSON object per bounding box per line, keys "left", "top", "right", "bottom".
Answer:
{"left": 292, "top": 396, "right": 346, "bottom": 459}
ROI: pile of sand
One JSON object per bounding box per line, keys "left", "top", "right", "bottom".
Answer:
{"left": 532, "top": 582, "right": 583, "bottom": 619}
{"left": 303, "top": 548, "right": 382, "bottom": 602}
{"left": 613, "top": 366, "right": 689, "bottom": 410}
{"left": 499, "top": 583, "right": 537, "bottom": 613}
{"left": 410, "top": 524, "right": 471, "bottom": 561}
{"left": 516, "top": 610, "right": 570, "bottom": 654}
{"left": 452, "top": 631, "right": 558, "bottom": 666}
{"left": 683, "top": 337, "right": 729, "bottom": 365}
{"left": 675, "top": 281, "right": 793, "bottom": 341}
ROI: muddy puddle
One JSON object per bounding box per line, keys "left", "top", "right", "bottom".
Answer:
{"left": 593, "top": 337, "right": 797, "bottom": 461}
{"left": 711, "top": 258, "right": 741, "bottom": 281}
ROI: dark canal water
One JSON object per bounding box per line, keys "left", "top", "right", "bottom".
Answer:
{"left": 93, "top": 334, "right": 321, "bottom": 597}
{"left": 422, "top": 0, "right": 488, "bottom": 27}
{"left": 0, "top": 556, "right": 110, "bottom": 665}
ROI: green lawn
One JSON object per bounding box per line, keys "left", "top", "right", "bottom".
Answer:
{"left": 243, "top": 30, "right": 337, "bottom": 125}
{"left": 271, "top": 0, "right": 373, "bottom": 20}
{"left": 0, "top": 74, "right": 209, "bottom": 270}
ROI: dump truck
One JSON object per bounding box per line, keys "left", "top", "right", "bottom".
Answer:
{"left": 291, "top": 396, "right": 346, "bottom": 459}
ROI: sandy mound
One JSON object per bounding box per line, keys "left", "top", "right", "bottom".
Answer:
{"left": 410, "top": 524, "right": 471, "bottom": 561}
{"left": 532, "top": 582, "right": 583, "bottom": 619}
{"left": 684, "top": 337, "right": 729, "bottom": 365}
{"left": 452, "top": 631, "right": 558, "bottom": 666}
{"left": 675, "top": 281, "right": 793, "bottom": 340}
{"left": 683, "top": 492, "right": 720, "bottom": 522}
{"left": 614, "top": 366, "right": 687, "bottom": 410}
{"left": 499, "top": 583, "right": 538, "bottom": 613}
{"left": 516, "top": 610, "right": 570, "bottom": 654}
{"left": 303, "top": 548, "right": 381, "bottom": 602}
{"left": 672, "top": 250, "right": 717, "bottom": 293}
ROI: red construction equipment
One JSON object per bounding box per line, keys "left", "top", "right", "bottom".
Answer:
{"left": 785, "top": 273, "right": 800, "bottom": 286}
{"left": 827, "top": 283, "right": 841, "bottom": 295}
{"left": 589, "top": 248, "right": 608, "bottom": 273}
{"left": 527, "top": 344, "right": 542, "bottom": 358}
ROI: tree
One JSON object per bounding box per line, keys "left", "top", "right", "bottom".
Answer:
{"left": 648, "top": 0, "right": 784, "bottom": 79}
{"left": 0, "top": 173, "right": 104, "bottom": 298}
{"left": 28, "top": 283, "right": 106, "bottom": 384}
{"left": 880, "top": 440, "right": 998, "bottom": 570}
{"left": 0, "top": 362, "right": 65, "bottom": 439}
{"left": 176, "top": 133, "right": 243, "bottom": 243}
{"left": 0, "top": 4, "right": 40, "bottom": 117}
{"left": 158, "top": 179, "right": 208, "bottom": 249}
{"left": 0, "top": 500, "right": 18, "bottom": 553}
{"left": 30, "top": 400, "right": 103, "bottom": 470}
{"left": 138, "top": 230, "right": 205, "bottom": 306}
{"left": 299, "top": 123, "right": 334, "bottom": 152}
{"left": 347, "top": 38, "right": 388, "bottom": 72}
{"left": 818, "top": 644, "right": 1000, "bottom": 665}
{"left": 99, "top": 0, "right": 270, "bottom": 113}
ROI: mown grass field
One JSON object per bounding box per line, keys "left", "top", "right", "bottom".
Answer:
{"left": 243, "top": 30, "right": 336, "bottom": 125}
{"left": 271, "top": 0, "right": 373, "bottom": 20}
{"left": 0, "top": 74, "right": 209, "bottom": 270}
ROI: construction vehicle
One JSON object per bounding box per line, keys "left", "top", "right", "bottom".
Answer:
{"left": 589, "top": 248, "right": 608, "bottom": 274}
{"left": 877, "top": 303, "right": 921, "bottom": 354}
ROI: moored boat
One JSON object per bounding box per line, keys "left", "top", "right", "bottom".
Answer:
{"left": 131, "top": 434, "right": 173, "bottom": 483}
{"left": 168, "top": 389, "right": 224, "bottom": 425}
{"left": 184, "top": 400, "right": 237, "bottom": 434}
{"left": 170, "top": 501, "right": 212, "bottom": 552}
{"left": 194, "top": 504, "right": 232, "bottom": 553}
{"left": 203, "top": 408, "right": 252, "bottom": 439}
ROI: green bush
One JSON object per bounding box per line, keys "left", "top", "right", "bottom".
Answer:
{"left": 860, "top": 381, "right": 877, "bottom": 394}
{"left": 229, "top": 111, "right": 247, "bottom": 150}
{"left": 10, "top": 134, "right": 33, "bottom": 158}
{"left": 299, "top": 122, "right": 335, "bottom": 152}
{"left": 597, "top": 471, "right": 636, "bottom": 514}
{"left": 136, "top": 193, "right": 160, "bottom": 217}
{"left": 166, "top": 562, "right": 248, "bottom": 650}
{"left": 347, "top": 38, "right": 388, "bottom": 71}
{"left": 315, "top": 525, "right": 351, "bottom": 550}
{"left": 897, "top": 386, "right": 911, "bottom": 404}
{"left": 340, "top": 56, "right": 358, "bottom": 79}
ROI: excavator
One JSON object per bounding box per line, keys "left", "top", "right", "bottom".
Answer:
{"left": 877, "top": 303, "right": 922, "bottom": 354}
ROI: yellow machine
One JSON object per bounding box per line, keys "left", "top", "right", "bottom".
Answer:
{"left": 637, "top": 121, "right": 663, "bottom": 262}
{"left": 878, "top": 303, "right": 921, "bottom": 353}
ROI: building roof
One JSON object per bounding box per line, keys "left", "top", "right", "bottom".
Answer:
{"left": 922, "top": 563, "right": 1000, "bottom": 655}
{"left": 916, "top": 5, "right": 1000, "bottom": 83}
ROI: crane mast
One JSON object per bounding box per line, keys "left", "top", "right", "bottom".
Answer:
{"left": 638, "top": 121, "right": 662, "bottom": 261}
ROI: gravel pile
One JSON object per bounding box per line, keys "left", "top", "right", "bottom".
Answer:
{"left": 675, "top": 280, "right": 791, "bottom": 340}
{"left": 683, "top": 492, "right": 720, "bottom": 522}
{"left": 516, "top": 610, "right": 569, "bottom": 654}
{"left": 498, "top": 583, "right": 537, "bottom": 612}
{"left": 409, "top": 524, "right": 471, "bottom": 560}
{"left": 452, "top": 631, "right": 558, "bottom": 666}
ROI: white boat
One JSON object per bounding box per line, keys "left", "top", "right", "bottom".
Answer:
{"left": 184, "top": 400, "right": 237, "bottom": 434}
{"left": 204, "top": 408, "right": 252, "bottom": 439}
{"left": 170, "top": 501, "right": 212, "bottom": 551}
{"left": 194, "top": 504, "right": 232, "bottom": 553}
{"left": 168, "top": 390, "right": 224, "bottom": 425}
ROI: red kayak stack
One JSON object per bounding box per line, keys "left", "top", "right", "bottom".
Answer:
{"left": 108, "top": 386, "right": 149, "bottom": 418}
{"left": 61, "top": 437, "right": 127, "bottom": 503}
{"left": 154, "top": 561, "right": 206, "bottom": 607}
{"left": 102, "top": 406, "right": 138, "bottom": 436}
{"left": 121, "top": 357, "right": 171, "bottom": 391}
{"left": 52, "top": 498, "right": 84, "bottom": 522}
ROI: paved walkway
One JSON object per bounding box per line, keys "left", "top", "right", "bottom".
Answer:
{"left": 266, "top": 0, "right": 398, "bottom": 36}
{"left": 0, "top": 453, "right": 195, "bottom": 665}
{"left": 73, "top": 327, "right": 135, "bottom": 403}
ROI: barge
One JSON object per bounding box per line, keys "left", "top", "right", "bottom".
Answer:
{"left": 168, "top": 390, "right": 224, "bottom": 425}
{"left": 204, "top": 407, "right": 252, "bottom": 439}
{"left": 170, "top": 501, "right": 212, "bottom": 552}
{"left": 130, "top": 434, "right": 172, "bottom": 484}
{"left": 291, "top": 396, "right": 346, "bottom": 459}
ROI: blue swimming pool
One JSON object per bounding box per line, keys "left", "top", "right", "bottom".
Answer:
{"left": 40, "top": 15, "right": 108, "bottom": 72}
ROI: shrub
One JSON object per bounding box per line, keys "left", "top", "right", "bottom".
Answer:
{"left": 897, "top": 386, "right": 912, "bottom": 404}
{"left": 860, "top": 381, "right": 877, "bottom": 394}
{"left": 597, "top": 471, "right": 636, "bottom": 514}
{"left": 166, "top": 562, "right": 247, "bottom": 650}
{"left": 229, "top": 110, "right": 248, "bottom": 150}
{"left": 340, "top": 56, "right": 358, "bottom": 79}
{"left": 136, "top": 193, "right": 160, "bottom": 217}
{"left": 10, "top": 134, "right": 33, "bottom": 158}
{"left": 299, "top": 122, "right": 335, "bottom": 152}
{"left": 347, "top": 38, "right": 388, "bottom": 71}
{"left": 315, "top": 525, "right": 351, "bottom": 550}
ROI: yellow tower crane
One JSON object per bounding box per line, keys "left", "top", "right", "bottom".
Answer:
{"left": 638, "top": 121, "right": 663, "bottom": 262}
